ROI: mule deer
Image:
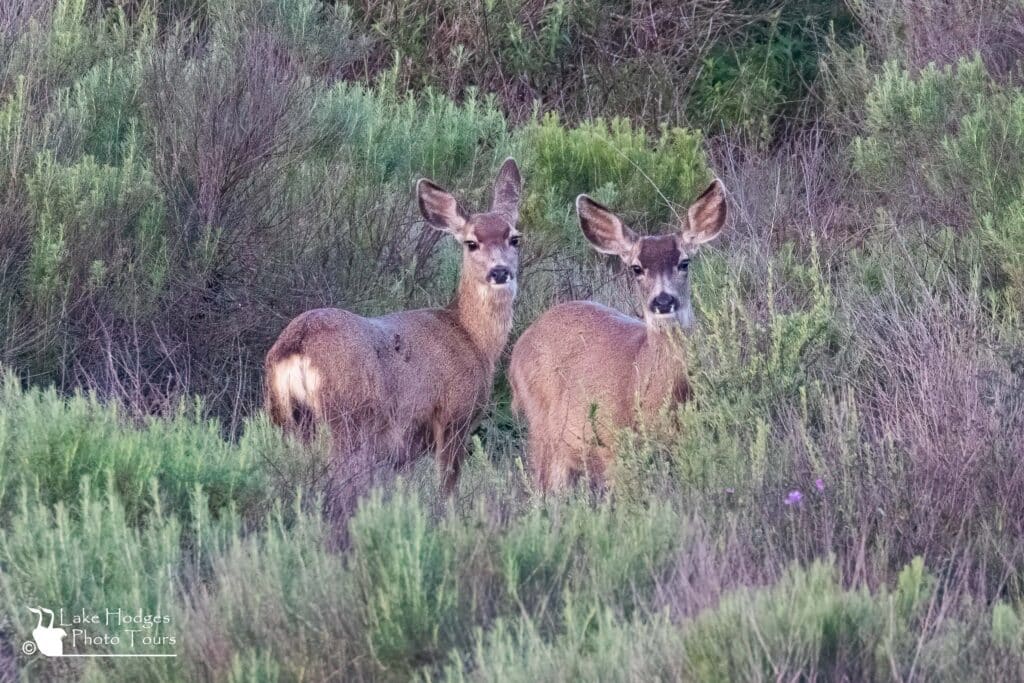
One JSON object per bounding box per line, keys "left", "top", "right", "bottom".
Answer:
{"left": 265, "top": 159, "right": 523, "bottom": 497}
{"left": 509, "top": 180, "right": 726, "bottom": 492}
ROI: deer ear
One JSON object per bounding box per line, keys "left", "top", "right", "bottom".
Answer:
{"left": 576, "top": 195, "right": 637, "bottom": 258}
{"left": 490, "top": 157, "right": 522, "bottom": 225}
{"left": 681, "top": 179, "right": 727, "bottom": 246}
{"left": 418, "top": 179, "right": 470, "bottom": 237}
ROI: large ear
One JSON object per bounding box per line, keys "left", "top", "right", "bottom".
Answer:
{"left": 576, "top": 195, "right": 638, "bottom": 258}
{"left": 490, "top": 157, "right": 522, "bottom": 225}
{"left": 681, "top": 179, "right": 727, "bottom": 246}
{"left": 418, "top": 178, "right": 470, "bottom": 236}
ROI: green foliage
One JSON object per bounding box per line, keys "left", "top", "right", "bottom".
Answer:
{"left": 444, "top": 557, "right": 984, "bottom": 682}
{"left": 61, "top": 57, "right": 145, "bottom": 165}
{"left": 522, "top": 114, "right": 711, "bottom": 243}
{"left": 992, "top": 602, "right": 1023, "bottom": 649}
{"left": 317, "top": 82, "right": 511, "bottom": 187}
{"left": 0, "top": 0, "right": 153, "bottom": 107}
{"left": 177, "top": 503, "right": 366, "bottom": 682}
{"left": 0, "top": 374, "right": 268, "bottom": 525}
{"left": 688, "top": 1, "right": 851, "bottom": 144}
{"left": 441, "top": 610, "right": 683, "bottom": 682}
{"left": 209, "top": 0, "right": 368, "bottom": 67}
{"left": 0, "top": 362, "right": 1021, "bottom": 680}
{"left": 656, "top": 244, "right": 839, "bottom": 495}
{"left": 346, "top": 0, "right": 856, "bottom": 134}
{"left": 349, "top": 492, "right": 461, "bottom": 671}
{"left": 681, "top": 558, "right": 947, "bottom": 681}
{"left": 25, "top": 146, "right": 167, "bottom": 315}
{"left": 853, "top": 57, "right": 1024, "bottom": 307}
{"left": 0, "top": 486, "right": 183, "bottom": 682}
{"left": 342, "top": 492, "right": 681, "bottom": 675}
{"left": 853, "top": 58, "right": 989, "bottom": 196}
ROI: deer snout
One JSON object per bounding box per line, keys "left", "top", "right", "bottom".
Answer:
{"left": 649, "top": 292, "right": 679, "bottom": 315}
{"left": 487, "top": 266, "right": 512, "bottom": 285}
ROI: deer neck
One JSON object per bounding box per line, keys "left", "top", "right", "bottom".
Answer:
{"left": 449, "top": 272, "right": 515, "bottom": 369}
{"left": 635, "top": 325, "right": 689, "bottom": 408}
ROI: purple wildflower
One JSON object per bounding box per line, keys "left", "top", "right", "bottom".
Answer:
{"left": 784, "top": 490, "right": 803, "bottom": 506}
{"left": 815, "top": 478, "right": 825, "bottom": 492}
{"left": 724, "top": 487, "right": 735, "bottom": 494}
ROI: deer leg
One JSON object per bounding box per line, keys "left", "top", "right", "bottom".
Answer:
{"left": 546, "top": 451, "right": 575, "bottom": 493}
{"left": 434, "top": 420, "right": 467, "bottom": 497}
{"left": 534, "top": 429, "right": 578, "bottom": 494}
{"left": 527, "top": 432, "right": 549, "bottom": 493}
{"left": 586, "top": 446, "right": 612, "bottom": 497}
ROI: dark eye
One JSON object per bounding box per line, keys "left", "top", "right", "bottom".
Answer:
{"left": 465, "top": 240, "right": 479, "bottom": 251}
{"left": 509, "top": 235, "right": 521, "bottom": 248}
{"left": 631, "top": 265, "right": 643, "bottom": 276}
{"left": 678, "top": 259, "right": 690, "bottom": 272}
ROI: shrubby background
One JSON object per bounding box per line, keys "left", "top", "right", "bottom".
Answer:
{"left": 0, "top": 0, "right": 1023, "bottom": 680}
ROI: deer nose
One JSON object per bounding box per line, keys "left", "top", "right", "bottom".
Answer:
{"left": 488, "top": 266, "right": 512, "bottom": 284}
{"left": 650, "top": 293, "right": 679, "bottom": 315}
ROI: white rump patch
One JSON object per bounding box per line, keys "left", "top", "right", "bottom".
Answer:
{"left": 272, "top": 354, "right": 322, "bottom": 414}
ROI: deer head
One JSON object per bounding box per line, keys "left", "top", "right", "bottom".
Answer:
{"left": 576, "top": 179, "right": 726, "bottom": 329}
{"left": 417, "top": 158, "right": 523, "bottom": 298}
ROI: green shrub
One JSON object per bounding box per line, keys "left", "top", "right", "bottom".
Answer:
{"left": 441, "top": 609, "right": 683, "bottom": 683}
{"left": 348, "top": 491, "right": 461, "bottom": 674}
{"left": 317, "top": 82, "right": 511, "bottom": 188}
{"left": 0, "top": 374, "right": 268, "bottom": 525}
{"left": 25, "top": 146, "right": 167, "bottom": 315}
{"left": 681, "top": 558, "right": 942, "bottom": 681}
{"left": 178, "top": 502, "right": 369, "bottom": 681}
{"left": 853, "top": 56, "right": 1024, "bottom": 307}
{"left": 520, "top": 114, "right": 711, "bottom": 252}
{"left": 0, "top": 485, "right": 183, "bottom": 682}
{"left": 60, "top": 57, "right": 145, "bottom": 165}
{"left": 497, "top": 500, "right": 680, "bottom": 618}
{"left": 346, "top": 0, "right": 854, "bottom": 135}
{"left": 853, "top": 59, "right": 990, "bottom": 194}
{"left": 2, "top": 0, "right": 153, "bottom": 94}
{"left": 992, "top": 602, "right": 1023, "bottom": 650}
{"left": 209, "top": 0, "right": 368, "bottom": 68}
{"left": 657, "top": 244, "right": 838, "bottom": 496}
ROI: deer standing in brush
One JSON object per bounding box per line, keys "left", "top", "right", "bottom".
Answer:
{"left": 265, "top": 159, "right": 523, "bottom": 497}
{"left": 509, "top": 180, "right": 726, "bottom": 493}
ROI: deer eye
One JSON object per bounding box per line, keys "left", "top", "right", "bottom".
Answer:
{"left": 630, "top": 265, "right": 643, "bottom": 276}
{"left": 464, "top": 240, "right": 479, "bottom": 251}
{"left": 678, "top": 259, "right": 690, "bottom": 272}
{"left": 509, "top": 235, "right": 521, "bottom": 248}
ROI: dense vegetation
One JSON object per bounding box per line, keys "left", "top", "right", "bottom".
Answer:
{"left": 1, "top": 0, "right": 1023, "bottom": 680}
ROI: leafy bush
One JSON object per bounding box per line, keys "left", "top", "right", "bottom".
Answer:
{"left": 0, "top": 373, "right": 268, "bottom": 524}
{"left": 852, "top": 56, "right": 1024, "bottom": 306}
{"left": 345, "top": 0, "right": 855, "bottom": 135}
{"left": 517, "top": 114, "right": 712, "bottom": 274}
{"left": 681, "top": 558, "right": 940, "bottom": 681}
{"left": 317, "top": 82, "right": 511, "bottom": 187}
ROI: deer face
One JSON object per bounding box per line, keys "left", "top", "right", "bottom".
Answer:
{"left": 577, "top": 180, "right": 727, "bottom": 329}
{"left": 417, "top": 158, "right": 523, "bottom": 297}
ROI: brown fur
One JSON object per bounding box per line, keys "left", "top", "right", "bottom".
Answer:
{"left": 510, "top": 180, "right": 726, "bottom": 493}
{"left": 265, "top": 159, "right": 523, "bottom": 497}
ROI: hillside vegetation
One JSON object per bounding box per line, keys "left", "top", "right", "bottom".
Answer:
{"left": 1, "top": 0, "right": 1024, "bottom": 680}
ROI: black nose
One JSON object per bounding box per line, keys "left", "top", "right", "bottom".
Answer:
{"left": 488, "top": 266, "right": 511, "bottom": 284}
{"left": 649, "top": 292, "right": 679, "bottom": 315}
